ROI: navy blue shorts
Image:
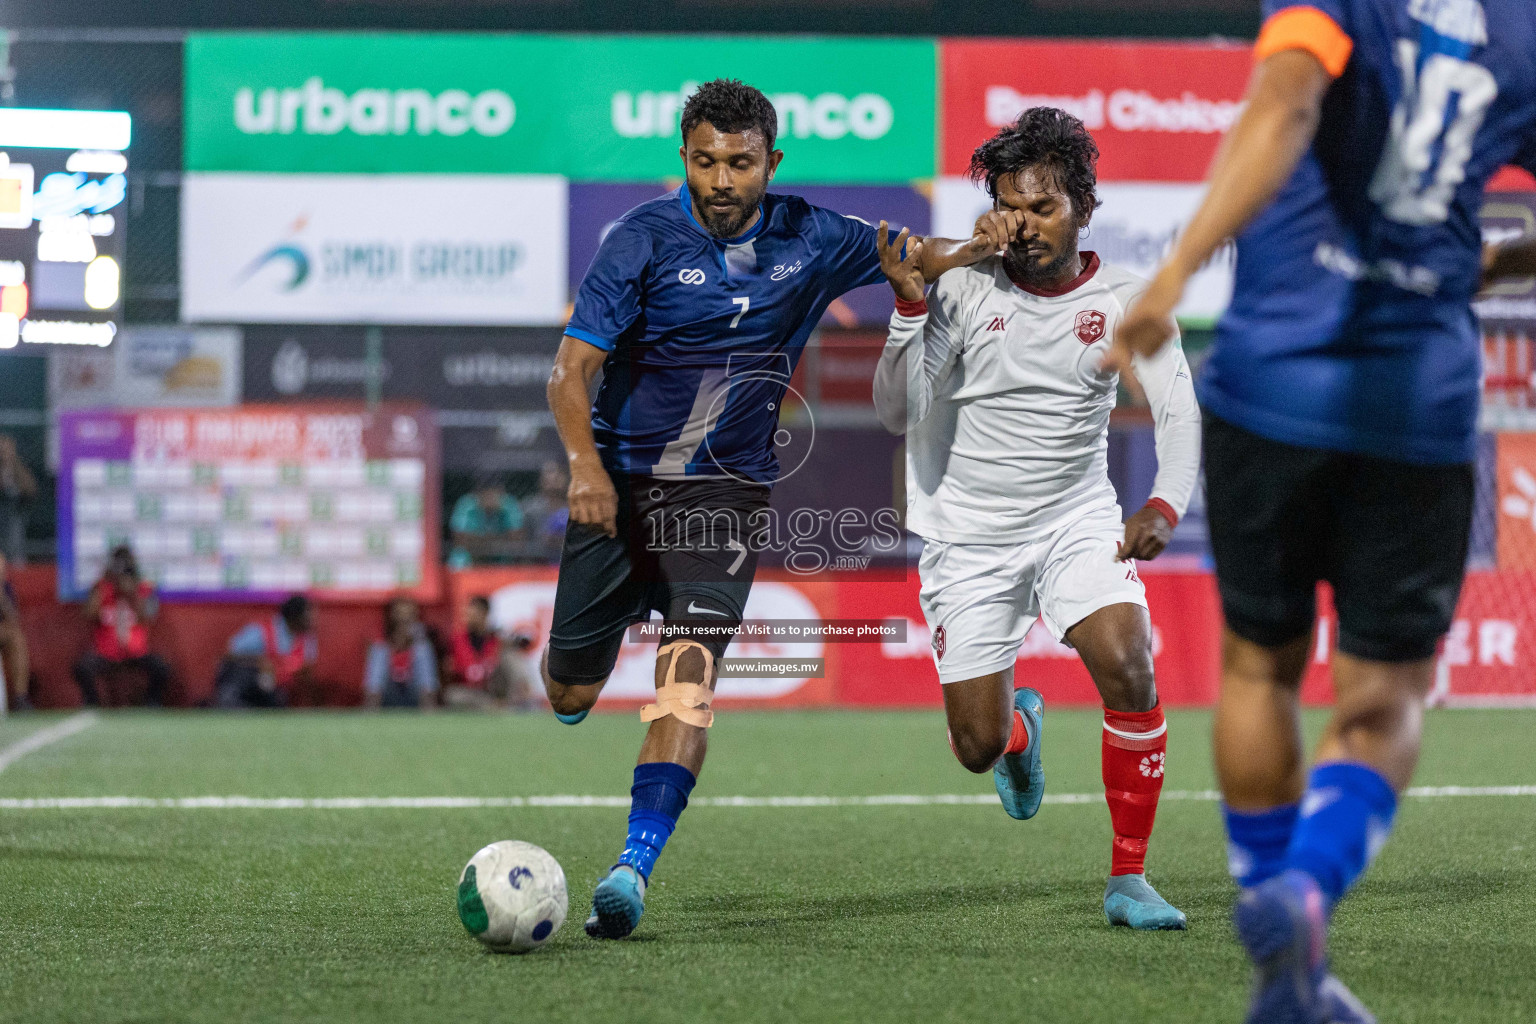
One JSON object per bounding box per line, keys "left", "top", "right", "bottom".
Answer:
{"left": 1203, "top": 415, "right": 1473, "bottom": 663}
{"left": 544, "top": 472, "right": 770, "bottom": 685}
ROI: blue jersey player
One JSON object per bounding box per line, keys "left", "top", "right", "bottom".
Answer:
{"left": 542, "top": 79, "right": 1005, "bottom": 940}
{"left": 1115, "top": 1, "right": 1536, "bottom": 1020}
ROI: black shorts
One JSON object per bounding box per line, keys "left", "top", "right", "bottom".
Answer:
{"left": 544, "top": 472, "right": 771, "bottom": 685}
{"left": 1203, "top": 415, "right": 1473, "bottom": 663}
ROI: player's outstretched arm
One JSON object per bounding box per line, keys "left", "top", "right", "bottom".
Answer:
{"left": 547, "top": 337, "right": 618, "bottom": 538}
{"left": 1112, "top": 47, "right": 1336, "bottom": 368}
{"left": 911, "top": 210, "right": 1025, "bottom": 282}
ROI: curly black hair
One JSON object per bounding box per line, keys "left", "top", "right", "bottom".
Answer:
{"left": 968, "top": 107, "right": 1101, "bottom": 222}
{"left": 681, "top": 79, "right": 778, "bottom": 149}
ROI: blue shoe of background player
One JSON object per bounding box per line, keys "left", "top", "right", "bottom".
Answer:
{"left": 554, "top": 709, "right": 588, "bottom": 725}
{"left": 1103, "top": 873, "right": 1188, "bottom": 930}
{"left": 994, "top": 687, "right": 1045, "bottom": 820}
{"left": 1320, "top": 974, "right": 1377, "bottom": 1024}
{"left": 1233, "top": 869, "right": 1330, "bottom": 1024}
{"left": 584, "top": 864, "right": 646, "bottom": 939}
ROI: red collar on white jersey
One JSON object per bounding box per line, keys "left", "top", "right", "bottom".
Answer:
{"left": 1006, "top": 251, "right": 1100, "bottom": 297}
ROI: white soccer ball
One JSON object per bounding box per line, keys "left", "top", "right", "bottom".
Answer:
{"left": 456, "top": 840, "right": 568, "bottom": 953}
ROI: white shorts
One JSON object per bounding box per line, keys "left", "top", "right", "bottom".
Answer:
{"left": 917, "top": 505, "right": 1148, "bottom": 684}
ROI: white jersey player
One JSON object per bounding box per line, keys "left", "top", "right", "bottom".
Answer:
{"left": 873, "top": 108, "right": 1200, "bottom": 930}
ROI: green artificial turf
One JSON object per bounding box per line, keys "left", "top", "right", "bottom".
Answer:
{"left": 0, "top": 708, "right": 1533, "bottom": 1023}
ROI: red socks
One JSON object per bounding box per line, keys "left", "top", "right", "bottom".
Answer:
{"left": 1101, "top": 704, "right": 1167, "bottom": 876}
{"left": 945, "top": 710, "right": 1029, "bottom": 768}
{"left": 1004, "top": 709, "right": 1030, "bottom": 755}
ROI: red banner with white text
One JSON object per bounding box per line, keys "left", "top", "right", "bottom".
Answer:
{"left": 451, "top": 567, "right": 1536, "bottom": 710}
{"left": 940, "top": 38, "right": 1253, "bottom": 183}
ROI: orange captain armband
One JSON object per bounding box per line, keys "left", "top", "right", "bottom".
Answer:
{"left": 1255, "top": 6, "right": 1354, "bottom": 79}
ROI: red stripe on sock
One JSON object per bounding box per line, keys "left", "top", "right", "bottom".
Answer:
{"left": 1004, "top": 709, "right": 1030, "bottom": 755}
{"left": 1102, "top": 705, "right": 1166, "bottom": 876}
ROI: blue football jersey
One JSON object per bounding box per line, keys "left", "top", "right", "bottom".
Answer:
{"left": 566, "top": 188, "right": 889, "bottom": 482}
{"left": 1201, "top": 0, "right": 1536, "bottom": 465}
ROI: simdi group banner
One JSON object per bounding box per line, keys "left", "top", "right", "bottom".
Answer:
{"left": 180, "top": 174, "right": 567, "bottom": 325}
{"left": 183, "top": 33, "right": 935, "bottom": 183}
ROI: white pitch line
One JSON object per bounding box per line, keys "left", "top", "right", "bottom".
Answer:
{"left": 0, "top": 712, "right": 98, "bottom": 774}
{"left": 0, "top": 786, "right": 1532, "bottom": 811}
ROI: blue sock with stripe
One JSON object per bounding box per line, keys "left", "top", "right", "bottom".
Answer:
{"left": 1222, "top": 802, "right": 1299, "bottom": 888}
{"left": 616, "top": 762, "right": 697, "bottom": 880}
{"left": 1286, "top": 762, "right": 1398, "bottom": 909}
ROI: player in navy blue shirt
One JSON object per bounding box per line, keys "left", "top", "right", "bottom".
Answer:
{"left": 543, "top": 79, "right": 1013, "bottom": 940}
{"left": 1114, "top": 2, "right": 1536, "bottom": 1019}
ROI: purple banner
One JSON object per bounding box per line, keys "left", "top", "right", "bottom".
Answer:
{"left": 57, "top": 405, "right": 441, "bottom": 603}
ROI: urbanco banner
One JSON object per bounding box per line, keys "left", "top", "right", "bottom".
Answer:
{"left": 180, "top": 173, "right": 567, "bottom": 325}
{"left": 185, "top": 32, "right": 935, "bottom": 183}
{"left": 940, "top": 39, "right": 1252, "bottom": 183}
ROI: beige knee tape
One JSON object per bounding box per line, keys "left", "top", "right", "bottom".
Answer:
{"left": 640, "top": 640, "right": 716, "bottom": 728}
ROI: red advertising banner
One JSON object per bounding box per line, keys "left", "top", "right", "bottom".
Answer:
{"left": 832, "top": 571, "right": 1224, "bottom": 706}
{"left": 451, "top": 567, "right": 1536, "bottom": 710}
{"left": 1496, "top": 433, "right": 1536, "bottom": 570}
{"left": 450, "top": 567, "right": 840, "bottom": 709}
{"left": 940, "top": 38, "right": 1253, "bottom": 182}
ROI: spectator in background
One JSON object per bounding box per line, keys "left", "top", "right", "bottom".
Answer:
{"left": 363, "top": 596, "right": 438, "bottom": 709}
{"left": 73, "top": 545, "right": 172, "bottom": 706}
{"left": 0, "top": 435, "right": 37, "bottom": 566}
{"left": 0, "top": 552, "right": 29, "bottom": 711}
{"left": 441, "top": 594, "right": 536, "bottom": 710}
{"left": 448, "top": 476, "right": 525, "bottom": 569}
{"left": 215, "top": 594, "right": 318, "bottom": 709}
{"left": 516, "top": 461, "right": 571, "bottom": 561}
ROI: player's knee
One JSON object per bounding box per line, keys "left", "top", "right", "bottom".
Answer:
{"left": 949, "top": 722, "right": 1006, "bottom": 774}
{"left": 542, "top": 645, "right": 611, "bottom": 703}
{"left": 1096, "top": 650, "right": 1158, "bottom": 713}
{"left": 642, "top": 639, "right": 717, "bottom": 729}
{"left": 1331, "top": 661, "right": 1431, "bottom": 738}
{"left": 546, "top": 684, "right": 600, "bottom": 716}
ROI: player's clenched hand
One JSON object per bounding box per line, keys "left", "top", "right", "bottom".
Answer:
{"left": 568, "top": 459, "right": 619, "bottom": 538}
{"left": 1118, "top": 506, "right": 1174, "bottom": 562}
{"left": 962, "top": 209, "right": 1024, "bottom": 264}
{"left": 1106, "top": 269, "right": 1182, "bottom": 374}
{"left": 877, "top": 221, "right": 926, "bottom": 302}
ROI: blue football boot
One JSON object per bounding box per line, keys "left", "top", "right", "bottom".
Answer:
{"left": 1320, "top": 973, "right": 1377, "bottom": 1024}
{"left": 554, "top": 709, "right": 589, "bottom": 725}
{"left": 994, "top": 687, "right": 1045, "bottom": 820}
{"left": 1103, "top": 873, "right": 1188, "bottom": 930}
{"left": 584, "top": 864, "right": 646, "bottom": 939}
{"left": 1233, "top": 869, "right": 1330, "bottom": 1024}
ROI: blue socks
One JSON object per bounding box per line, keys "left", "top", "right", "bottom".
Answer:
{"left": 1222, "top": 802, "right": 1299, "bottom": 888}
{"left": 1287, "top": 762, "right": 1398, "bottom": 908}
{"left": 616, "top": 762, "right": 697, "bottom": 880}
{"left": 1223, "top": 762, "right": 1398, "bottom": 911}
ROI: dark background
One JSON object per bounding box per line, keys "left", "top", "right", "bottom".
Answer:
{"left": 4, "top": 1, "right": 1262, "bottom": 38}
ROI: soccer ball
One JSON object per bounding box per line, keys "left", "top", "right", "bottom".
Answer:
{"left": 456, "top": 840, "right": 568, "bottom": 953}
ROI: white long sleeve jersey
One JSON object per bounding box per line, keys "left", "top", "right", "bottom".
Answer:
{"left": 873, "top": 253, "right": 1201, "bottom": 545}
